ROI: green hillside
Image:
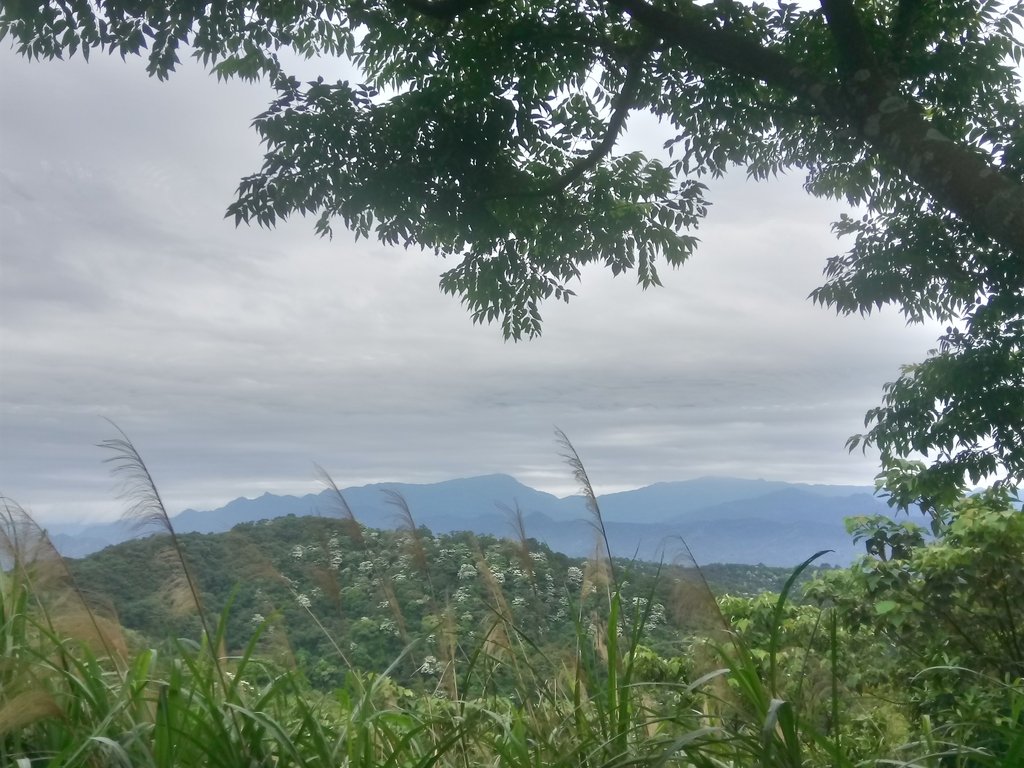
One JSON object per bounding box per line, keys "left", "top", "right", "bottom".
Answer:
{"left": 68, "top": 514, "right": 811, "bottom": 689}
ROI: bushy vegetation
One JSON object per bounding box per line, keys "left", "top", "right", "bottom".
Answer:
{"left": 2, "top": 439, "right": 1021, "bottom": 767}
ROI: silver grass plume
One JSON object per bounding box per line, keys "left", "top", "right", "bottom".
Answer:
{"left": 383, "top": 488, "right": 435, "bottom": 599}
{"left": 498, "top": 500, "right": 537, "bottom": 593}
{"left": 555, "top": 428, "right": 618, "bottom": 590}
{"left": 315, "top": 467, "right": 414, "bottom": 647}
{"left": 98, "top": 422, "right": 227, "bottom": 681}
{"left": 671, "top": 538, "right": 731, "bottom": 640}
{"left": 1, "top": 497, "right": 126, "bottom": 666}
{"left": 314, "top": 463, "right": 365, "bottom": 545}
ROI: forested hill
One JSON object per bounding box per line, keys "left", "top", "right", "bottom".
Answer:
{"left": 51, "top": 474, "right": 914, "bottom": 565}
{"left": 67, "top": 514, "right": 826, "bottom": 689}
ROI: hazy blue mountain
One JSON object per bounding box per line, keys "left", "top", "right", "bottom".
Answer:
{"left": 676, "top": 487, "right": 883, "bottom": 525}
{"left": 498, "top": 489, "right": 906, "bottom": 566}
{"left": 47, "top": 531, "right": 128, "bottom": 560}
{"left": 311, "top": 473, "right": 577, "bottom": 528}
{"left": 587, "top": 478, "right": 875, "bottom": 524}
{"left": 173, "top": 491, "right": 324, "bottom": 533}
{"left": 46, "top": 474, "right": 909, "bottom": 565}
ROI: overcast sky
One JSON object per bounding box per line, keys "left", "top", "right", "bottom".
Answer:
{"left": 0, "top": 47, "right": 944, "bottom": 525}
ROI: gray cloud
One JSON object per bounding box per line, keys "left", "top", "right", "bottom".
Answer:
{"left": 0, "top": 48, "right": 942, "bottom": 524}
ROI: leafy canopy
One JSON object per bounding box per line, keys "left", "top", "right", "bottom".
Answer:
{"left": 3, "top": 0, "right": 1023, "bottom": 495}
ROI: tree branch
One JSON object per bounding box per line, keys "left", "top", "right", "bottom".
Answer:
{"left": 819, "top": 0, "right": 878, "bottom": 77}
{"left": 542, "top": 45, "right": 650, "bottom": 193}
{"left": 889, "top": 0, "right": 927, "bottom": 64}
{"left": 612, "top": 0, "right": 1024, "bottom": 257}
{"left": 610, "top": 0, "right": 815, "bottom": 98}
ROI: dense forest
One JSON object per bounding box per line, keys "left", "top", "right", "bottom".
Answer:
{"left": 66, "top": 513, "right": 823, "bottom": 689}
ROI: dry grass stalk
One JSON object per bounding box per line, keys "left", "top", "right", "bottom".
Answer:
{"left": 1, "top": 498, "right": 66, "bottom": 597}
{"left": 384, "top": 490, "right": 433, "bottom": 590}
{"left": 49, "top": 599, "right": 128, "bottom": 660}
{"left": 100, "top": 424, "right": 209, "bottom": 626}
{"left": 472, "top": 538, "right": 512, "bottom": 622}
{"left": 581, "top": 545, "right": 613, "bottom": 600}
{"left": 315, "top": 464, "right": 365, "bottom": 546}
{"left": 669, "top": 544, "right": 730, "bottom": 642}
{"left": 555, "top": 429, "right": 618, "bottom": 590}
{"left": 499, "top": 500, "right": 536, "bottom": 590}
{"left": 316, "top": 468, "right": 417, "bottom": 660}
{"left": 435, "top": 603, "right": 460, "bottom": 699}
{"left": 2, "top": 498, "right": 128, "bottom": 667}
{"left": 480, "top": 618, "right": 512, "bottom": 665}
{"left": 99, "top": 422, "right": 237, "bottom": 711}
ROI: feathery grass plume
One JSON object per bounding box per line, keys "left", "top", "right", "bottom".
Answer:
{"left": 668, "top": 541, "right": 730, "bottom": 640}
{"left": 555, "top": 433, "right": 656, "bottom": 767}
{"left": 315, "top": 463, "right": 365, "bottom": 545}
{"left": 659, "top": 541, "right": 734, "bottom": 721}
{"left": 0, "top": 689, "right": 63, "bottom": 737}
{"left": 498, "top": 500, "right": 537, "bottom": 591}
{"left": 97, "top": 423, "right": 232, "bottom": 693}
{"left": 1, "top": 498, "right": 127, "bottom": 667}
{"left": 384, "top": 489, "right": 434, "bottom": 591}
{"left": 479, "top": 619, "right": 514, "bottom": 684}
{"left": 385, "top": 489, "right": 443, "bottom": 675}
{"left": 555, "top": 428, "right": 618, "bottom": 590}
{"left": 0, "top": 497, "right": 62, "bottom": 593}
{"left": 314, "top": 468, "right": 414, "bottom": 666}
{"left": 581, "top": 542, "right": 613, "bottom": 599}
{"left": 469, "top": 537, "right": 519, "bottom": 688}
{"left": 435, "top": 601, "right": 460, "bottom": 699}
{"left": 48, "top": 597, "right": 128, "bottom": 660}
{"left": 472, "top": 536, "right": 513, "bottom": 623}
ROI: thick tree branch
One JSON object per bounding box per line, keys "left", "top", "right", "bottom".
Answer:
{"left": 612, "top": 0, "right": 1024, "bottom": 257}
{"left": 543, "top": 45, "right": 649, "bottom": 193}
{"left": 819, "top": 0, "right": 877, "bottom": 76}
{"left": 889, "top": 0, "right": 927, "bottom": 63}
{"left": 611, "top": 0, "right": 813, "bottom": 96}
{"left": 847, "top": 77, "right": 1024, "bottom": 257}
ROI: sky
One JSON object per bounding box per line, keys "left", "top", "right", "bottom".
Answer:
{"left": 0, "top": 46, "right": 944, "bottom": 525}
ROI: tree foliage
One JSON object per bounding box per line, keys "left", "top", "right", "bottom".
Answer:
{"left": 806, "top": 482, "right": 1024, "bottom": 755}
{"left": 3, "top": 0, "right": 1023, "bottom": 491}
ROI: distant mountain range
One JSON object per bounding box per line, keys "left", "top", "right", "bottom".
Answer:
{"left": 46, "top": 474, "right": 921, "bottom": 566}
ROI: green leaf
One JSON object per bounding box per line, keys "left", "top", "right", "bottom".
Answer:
{"left": 874, "top": 600, "right": 899, "bottom": 615}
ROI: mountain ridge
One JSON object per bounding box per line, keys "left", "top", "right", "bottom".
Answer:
{"left": 45, "top": 474, "right": 910, "bottom": 565}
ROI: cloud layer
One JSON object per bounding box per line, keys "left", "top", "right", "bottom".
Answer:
{"left": 0, "top": 50, "right": 942, "bottom": 524}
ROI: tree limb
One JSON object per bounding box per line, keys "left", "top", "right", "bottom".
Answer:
{"left": 542, "top": 45, "right": 650, "bottom": 193}
{"left": 819, "top": 0, "right": 878, "bottom": 77}
{"left": 611, "top": 0, "right": 1024, "bottom": 257}
{"left": 889, "top": 0, "right": 927, "bottom": 64}
{"left": 610, "top": 0, "right": 816, "bottom": 98}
